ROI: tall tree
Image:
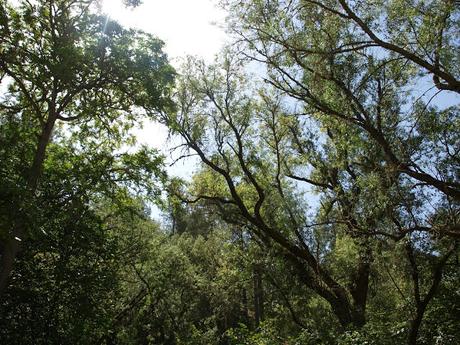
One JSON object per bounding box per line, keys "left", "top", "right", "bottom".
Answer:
{"left": 0, "top": 0, "right": 174, "bottom": 294}
{"left": 162, "top": 46, "right": 458, "bottom": 341}
{"left": 163, "top": 56, "right": 370, "bottom": 328}
{"left": 222, "top": 0, "right": 460, "bottom": 201}
{"left": 214, "top": 3, "right": 460, "bottom": 339}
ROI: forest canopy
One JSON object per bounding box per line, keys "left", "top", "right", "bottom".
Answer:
{"left": 0, "top": 0, "right": 459, "bottom": 344}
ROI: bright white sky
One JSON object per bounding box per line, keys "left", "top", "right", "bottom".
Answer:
{"left": 102, "top": 0, "right": 228, "bottom": 178}
{"left": 102, "top": 0, "right": 227, "bottom": 63}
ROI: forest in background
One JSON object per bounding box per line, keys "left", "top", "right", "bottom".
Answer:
{"left": 0, "top": 0, "right": 459, "bottom": 344}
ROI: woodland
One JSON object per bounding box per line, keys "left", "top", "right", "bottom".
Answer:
{"left": 0, "top": 0, "right": 459, "bottom": 344}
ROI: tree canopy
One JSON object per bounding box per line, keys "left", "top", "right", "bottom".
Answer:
{"left": 0, "top": 1, "right": 459, "bottom": 345}
{"left": 0, "top": 0, "right": 174, "bottom": 293}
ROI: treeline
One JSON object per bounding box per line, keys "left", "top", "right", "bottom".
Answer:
{"left": 0, "top": 0, "right": 459, "bottom": 344}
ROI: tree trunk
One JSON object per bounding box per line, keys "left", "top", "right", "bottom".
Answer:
{"left": 350, "top": 245, "right": 372, "bottom": 327}
{"left": 0, "top": 113, "right": 56, "bottom": 296}
{"left": 406, "top": 242, "right": 456, "bottom": 345}
{"left": 408, "top": 306, "right": 425, "bottom": 345}
{"left": 0, "top": 238, "right": 20, "bottom": 295}
{"left": 282, "top": 250, "right": 357, "bottom": 328}
{"left": 253, "top": 263, "right": 264, "bottom": 327}
{"left": 242, "top": 288, "right": 250, "bottom": 326}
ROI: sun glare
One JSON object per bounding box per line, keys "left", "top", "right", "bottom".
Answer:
{"left": 99, "top": 0, "right": 227, "bottom": 176}
{"left": 101, "top": 0, "right": 227, "bottom": 63}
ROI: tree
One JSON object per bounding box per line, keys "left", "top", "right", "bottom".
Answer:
{"left": 162, "top": 47, "right": 458, "bottom": 342}
{"left": 0, "top": 139, "right": 166, "bottom": 344}
{"left": 0, "top": 0, "right": 174, "bottom": 293}
{"left": 215, "top": 2, "right": 460, "bottom": 341}
{"left": 1, "top": 0, "right": 458, "bottom": 343}
{"left": 163, "top": 55, "right": 368, "bottom": 328}
{"left": 222, "top": 0, "right": 460, "bottom": 202}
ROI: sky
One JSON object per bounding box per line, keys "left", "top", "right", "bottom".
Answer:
{"left": 101, "top": 0, "right": 228, "bottom": 179}
{"left": 102, "top": 0, "right": 227, "bottom": 63}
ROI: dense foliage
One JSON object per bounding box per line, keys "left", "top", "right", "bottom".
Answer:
{"left": 0, "top": 0, "right": 459, "bottom": 344}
